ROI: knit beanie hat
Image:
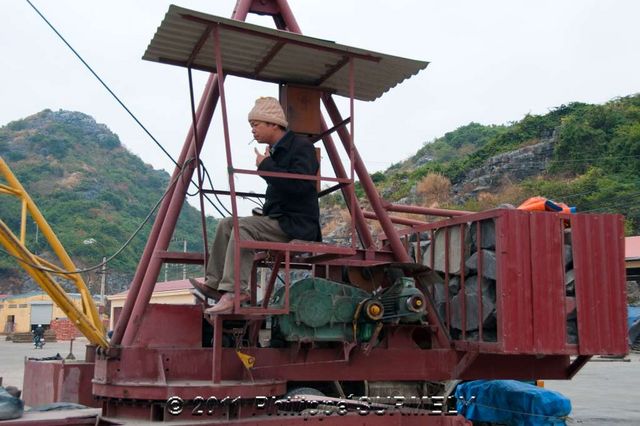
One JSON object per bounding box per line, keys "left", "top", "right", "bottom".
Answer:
{"left": 248, "top": 97, "right": 288, "bottom": 128}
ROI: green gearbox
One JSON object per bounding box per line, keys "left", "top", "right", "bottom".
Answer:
{"left": 271, "top": 277, "right": 426, "bottom": 343}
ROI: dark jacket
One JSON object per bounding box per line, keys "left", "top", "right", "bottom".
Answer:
{"left": 258, "top": 131, "right": 321, "bottom": 241}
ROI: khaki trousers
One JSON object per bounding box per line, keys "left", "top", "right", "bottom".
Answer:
{"left": 205, "top": 216, "right": 290, "bottom": 293}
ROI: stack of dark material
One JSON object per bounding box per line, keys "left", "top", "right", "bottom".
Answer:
{"left": 418, "top": 219, "right": 498, "bottom": 342}
{"left": 563, "top": 229, "right": 578, "bottom": 344}
{"left": 419, "top": 218, "right": 578, "bottom": 345}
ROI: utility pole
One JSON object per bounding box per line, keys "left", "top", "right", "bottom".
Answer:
{"left": 100, "top": 256, "right": 107, "bottom": 306}
{"left": 183, "top": 240, "right": 187, "bottom": 280}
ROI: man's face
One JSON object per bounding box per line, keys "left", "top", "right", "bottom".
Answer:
{"left": 250, "top": 120, "right": 278, "bottom": 145}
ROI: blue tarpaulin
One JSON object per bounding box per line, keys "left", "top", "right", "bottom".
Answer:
{"left": 456, "top": 380, "right": 571, "bottom": 426}
{"left": 629, "top": 306, "right": 640, "bottom": 344}
{"left": 628, "top": 306, "right": 640, "bottom": 329}
{"left": 0, "top": 387, "right": 23, "bottom": 420}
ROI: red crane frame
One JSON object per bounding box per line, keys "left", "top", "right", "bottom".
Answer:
{"left": 21, "top": 1, "right": 626, "bottom": 424}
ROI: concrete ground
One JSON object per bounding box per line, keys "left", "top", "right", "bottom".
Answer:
{"left": 1, "top": 339, "right": 639, "bottom": 423}
{"left": 0, "top": 338, "right": 86, "bottom": 390}
{"left": 546, "top": 352, "right": 640, "bottom": 425}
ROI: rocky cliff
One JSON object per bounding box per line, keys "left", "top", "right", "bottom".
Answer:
{"left": 451, "top": 137, "right": 554, "bottom": 204}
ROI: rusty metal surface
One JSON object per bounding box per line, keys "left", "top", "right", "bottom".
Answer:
{"left": 101, "top": 1, "right": 627, "bottom": 423}
{"left": 23, "top": 360, "right": 97, "bottom": 408}
{"left": 143, "top": 6, "right": 428, "bottom": 102}
{"left": 571, "top": 214, "right": 628, "bottom": 355}
{"left": 395, "top": 209, "right": 627, "bottom": 356}
{"left": 459, "top": 354, "right": 572, "bottom": 380}
{"left": 530, "top": 213, "right": 569, "bottom": 353}
{"left": 131, "top": 304, "right": 203, "bottom": 348}
{"left": 91, "top": 209, "right": 628, "bottom": 420}
{"left": 99, "top": 402, "right": 470, "bottom": 425}
{"left": 496, "top": 209, "right": 534, "bottom": 353}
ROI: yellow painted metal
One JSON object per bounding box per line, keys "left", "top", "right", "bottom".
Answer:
{"left": 21, "top": 199, "right": 27, "bottom": 244}
{"left": 0, "top": 157, "right": 108, "bottom": 348}
{"left": 235, "top": 350, "right": 256, "bottom": 369}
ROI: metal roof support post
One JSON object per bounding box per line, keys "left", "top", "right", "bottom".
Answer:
{"left": 121, "top": 156, "right": 205, "bottom": 345}
{"left": 322, "top": 94, "right": 410, "bottom": 263}
{"left": 113, "top": 2, "right": 253, "bottom": 347}
{"left": 187, "top": 67, "right": 210, "bottom": 265}
{"left": 274, "top": 0, "right": 301, "bottom": 32}
{"left": 115, "top": 86, "right": 218, "bottom": 346}
{"left": 348, "top": 57, "right": 357, "bottom": 251}
{"left": 233, "top": 0, "right": 253, "bottom": 21}
{"left": 211, "top": 23, "right": 243, "bottom": 310}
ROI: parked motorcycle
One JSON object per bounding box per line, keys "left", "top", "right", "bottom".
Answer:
{"left": 32, "top": 324, "right": 45, "bottom": 349}
{"left": 33, "top": 335, "right": 45, "bottom": 349}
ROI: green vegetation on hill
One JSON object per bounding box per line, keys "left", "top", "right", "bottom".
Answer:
{"left": 527, "top": 95, "right": 640, "bottom": 233}
{"left": 0, "top": 110, "right": 216, "bottom": 285}
{"left": 330, "top": 94, "right": 640, "bottom": 234}
{"left": 2, "top": 93, "right": 638, "bottom": 291}
{"left": 362, "top": 122, "right": 509, "bottom": 201}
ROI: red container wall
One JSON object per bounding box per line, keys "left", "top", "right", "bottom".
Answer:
{"left": 23, "top": 360, "right": 97, "bottom": 407}
{"left": 530, "top": 213, "right": 569, "bottom": 354}
{"left": 496, "top": 210, "right": 534, "bottom": 353}
{"left": 421, "top": 209, "right": 627, "bottom": 356}
{"left": 571, "top": 214, "right": 628, "bottom": 355}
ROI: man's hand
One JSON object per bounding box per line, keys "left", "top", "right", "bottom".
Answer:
{"left": 254, "top": 147, "right": 270, "bottom": 167}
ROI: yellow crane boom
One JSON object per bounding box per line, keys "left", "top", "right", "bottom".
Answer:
{"left": 0, "top": 157, "right": 108, "bottom": 348}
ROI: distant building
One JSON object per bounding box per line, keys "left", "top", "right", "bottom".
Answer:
{"left": 107, "top": 278, "right": 198, "bottom": 330}
{"left": 626, "top": 236, "right": 640, "bottom": 270}
{"left": 626, "top": 237, "right": 640, "bottom": 297}
{"left": 0, "top": 292, "right": 98, "bottom": 336}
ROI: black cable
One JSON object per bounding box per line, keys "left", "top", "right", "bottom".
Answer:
{"left": 185, "top": 160, "right": 203, "bottom": 197}
{"left": 474, "top": 152, "right": 640, "bottom": 167}
{"left": 197, "top": 166, "right": 228, "bottom": 218}
{"left": 242, "top": 195, "right": 264, "bottom": 208}
{"left": 24, "top": 0, "right": 179, "bottom": 169}
{"left": 371, "top": 149, "right": 640, "bottom": 170}
{"left": 580, "top": 196, "right": 640, "bottom": 213}
{"left": 202, "top": 193, "right": 228, "bottom": 218}
{"left": 25, "top": 0, "right": 230, "bottom": 220}
{"left": 202, "top": 164, "right": 233, "bottom": 216}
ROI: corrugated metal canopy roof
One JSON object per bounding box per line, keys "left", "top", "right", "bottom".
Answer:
{"left": 142, "top": 5, "right": 429, "bottom": 101}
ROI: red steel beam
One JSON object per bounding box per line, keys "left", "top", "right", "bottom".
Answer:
{"left": 115, "top": 0, "right": 254, "bottom": 347}
{"left": 113, "top": 76, "right": 217, "bottom": 346}
{"left": 386, "top": 203, "right": 471, "bottom": 217}
{"left": 321, "top": 116, "right": 375, "bottom": 249}
{"left": 322, "top": 94, "right": 410, "bottom": 263}
{"left": 234, "top": 167, "right": 351, "bottom": 184}
{"left": 275, "top": 0, "right": 301, "bottom": 32}
{"left": 363, "top": 210, "right": 428, "bottom": 227}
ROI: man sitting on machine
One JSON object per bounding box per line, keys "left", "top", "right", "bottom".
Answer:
{"left": 190, "top": 96, "right": 322, "bottom": 314}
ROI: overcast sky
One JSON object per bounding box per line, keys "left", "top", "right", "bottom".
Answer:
{"left": 2, "top": 0, "right": 639, "bottom": 216}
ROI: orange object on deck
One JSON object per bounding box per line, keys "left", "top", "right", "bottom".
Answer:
{"left": 518, "top": 196, "right": 576, "bottom": 213}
